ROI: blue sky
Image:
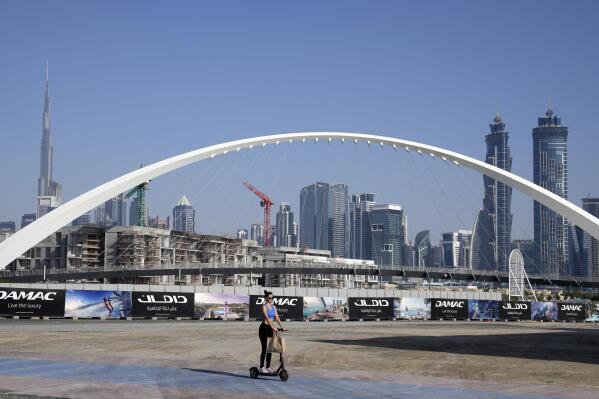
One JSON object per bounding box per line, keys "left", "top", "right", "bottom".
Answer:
{"left": 1, "top": 1, "right": 598, "bottom": 242}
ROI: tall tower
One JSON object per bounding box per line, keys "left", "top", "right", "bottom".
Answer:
{"left": 172, "top": 195, "right": 195, "bottom": 233}
{"left": 275, "top": 202, "right": 297, "bottom": 247}
{"left": 36, "top": 62, "right": 62, "bottom": 218}
{"left": 471, "top": 115, "right": 513, "bottom": 272}
{"left": 350, "top": 193, "right": 375, "bottom": 260}
{"left": 533, "top": 107, "right": 569, "bottom": 275}
{"left": 299, "top": 182, "right": 350, "bottom": 258}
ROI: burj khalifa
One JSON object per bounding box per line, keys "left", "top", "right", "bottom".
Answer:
{"left": 36, "top": 63, "right": 62, "bottom": 217}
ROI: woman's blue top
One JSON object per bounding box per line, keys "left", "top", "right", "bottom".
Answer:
{"left": 265, "top": 305, "right": 276, "bottom": 320}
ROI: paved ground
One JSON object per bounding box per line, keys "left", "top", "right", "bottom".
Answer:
{"left": 0, "top": 320, "right": 597, "bottom": 398}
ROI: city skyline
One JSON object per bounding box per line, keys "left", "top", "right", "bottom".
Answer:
{"left": 1, "top": 2, "right": 598, "bottom": 250}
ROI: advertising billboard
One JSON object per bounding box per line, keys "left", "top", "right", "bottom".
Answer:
{"left": 65, "top": 290, "right": 132, "bottom": 318}
{"left": 557, "top": 303, "right": 586, "bottom": 322}
{"left": 194, "top": 293, "right": 249, "bottom": 320}
{"left": 0, "top": 288, "right": 65, "bottom": 317}
{"left": 499, "top": 301, "right": 531, "bottom": 321}
{"left": 304, "top": 297, "right": 348, "bottom": 321}
{"left": 132, "top": 292, "right": 194, "bottom": 318}
{"left": 348, "top": 297, "right": 394, "bottom": 320}
{"left": 468, "top": 300, "right": 500, "bottom": 320}
{"left": 394, "top": 297, "right": 429, "bottom": 320}
{"left": 249, "top": 295, "right": 303, "bottom": 320}
{"left": 531, "top": 301, "right": 558, "bottom": 321}
{"left": 430, "top": 298, "right": 468, "bottom": 320}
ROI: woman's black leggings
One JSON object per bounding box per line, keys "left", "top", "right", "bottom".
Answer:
{"left": 259, "top": 322, "right": 273, "bottom": 368}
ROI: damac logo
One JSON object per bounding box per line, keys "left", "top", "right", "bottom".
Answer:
{"left": 0, "top": 291, "right": 56, "bottom": 301}
{"left": 435, "top": 300, "right": 464, "bottom": 308}
{"left": 560, "top": 304, "right": 582, "bottom": 311}
{"left": 256, "top": 298, "right": 298, "bottom": 306}
{"left": 353, "top": 299, "right": 390, "bottom": 307}
{"left": 137, "top": 295, "right": 188, "bottom": 304}
{"left": 502, "top": 303, "right": 528, "bottom": 310}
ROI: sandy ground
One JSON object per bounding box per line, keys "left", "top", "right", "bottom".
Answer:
{"left": 0, "top": 320, "right": 597, "bottom": 396}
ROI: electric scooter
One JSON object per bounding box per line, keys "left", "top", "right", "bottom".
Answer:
{"left": 249, "top": 329, "right": 289, "bottom": 382}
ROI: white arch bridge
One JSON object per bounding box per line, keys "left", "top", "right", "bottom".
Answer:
{"left": 1, "top": 132, "right": 599, "bottom": 269}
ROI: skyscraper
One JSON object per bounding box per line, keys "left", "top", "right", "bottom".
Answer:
{"left": 471, "top": 115, "right": 513, "bottom": 272}
{"left": 275, "top": 202, "right": 297, "bottom": 247}
{"left": 250, "top": 223, "right": 264, "bottom": 245}
{"left": 21, "top": 213, "right": 36, "bottom": 229}
{"left": 172, "top": 195, "right": 195, "bottom": 233}
{"left": 37, "top": 63, "right": 62, "bottom": 218}
{"left": 350, "top": 193, "right": 375, "bottom": 260}
{"left": 299, "top": 182, "right": 350, "bottom": 258}
{"left": 533, "top": 108, "right": 569, "bottom": 275}
{"left": 369, "top": 204, "right": 407, "bottom": 267}
{"left": 572, "top": 197, "right": 599, "bottom": 278}
{"left": 104, "top": 194, "right": 128, "bottom": 226}
{"left": 441, "top": 230, "right": 472, "bottom": 268}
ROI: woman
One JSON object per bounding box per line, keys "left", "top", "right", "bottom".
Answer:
{"left": 259, "top": 290, "right": 285, "bottom": 373}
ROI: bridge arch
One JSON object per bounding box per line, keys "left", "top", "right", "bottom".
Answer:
{"left": 1, "top": 131, "right": 599, "bottom": 269}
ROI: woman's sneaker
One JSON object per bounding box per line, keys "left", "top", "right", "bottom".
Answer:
{"left": 267, "top": 367, "right": 274, "bottom": 374}
{"left": 261, "top": 367, "right": 270, "bottom": 374}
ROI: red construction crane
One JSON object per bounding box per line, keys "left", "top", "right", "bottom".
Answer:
{"left": 243, "top": 181, "right": 274, "bottom": 247}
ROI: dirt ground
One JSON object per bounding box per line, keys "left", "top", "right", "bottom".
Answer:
{"left": 0, "top": 320, "right": 597, "bottom": 391}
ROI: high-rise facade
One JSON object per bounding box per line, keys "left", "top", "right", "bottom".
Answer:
{"left": 572, "top": 198, "right": 599, "bottom": 278}
{"left": 172, "top": 195, "right": 195, "bottom": 233}
{"left": 369, "top": 204, "right": 407, "bottom": 267}
{"left": 37, "top": 63, "right": 62, "bottom": 218}
{"left": 250, "top": 223, "right": 264, "bottom": 245}
{"left": 275, "top": 202, "right": 297, "bottom": 247}
{"left": 533, "top": 108, "right": 569, "bottom": 275}
{"left": 350, "top": 193, "right": 375, "bottom": 260}
{"left": 104, "top": 194, "right": 128, "bottom": 226}
{"left": 442, "top": 230, "right": 472, "bottom": 268}
{"left": 471, "top": 115, "right": 513, "bottom": 272}
{"left": 299, "top": 182, "right": 350, "bottom": 258}
{"left": 21, "top": 213, "right": 36, "bottom": 229}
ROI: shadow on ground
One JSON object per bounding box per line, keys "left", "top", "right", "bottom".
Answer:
{"left": 315, "top": 329, "right": 599, "bottom": 364}
{"left": 182, "top": 368, "right": 251, "bottom": 379}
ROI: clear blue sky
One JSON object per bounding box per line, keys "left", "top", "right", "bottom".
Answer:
{"left": 1, "top": 1, "right": 598, "bottom": 242}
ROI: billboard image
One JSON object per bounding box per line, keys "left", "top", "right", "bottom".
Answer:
{"left": 132, "top": 292, "right": 194, "bottom": 318}
{"left": 348, "top": 297, "right": 394, "bottom": 320}
{"left": 249, "top": 295, "right": 304, "bottom": 320}
{"left": 0, "top": 288, "right": 65, "bottom": 318}
{"left": 430, "top": 298, "right": 468, "bottom": 320}
{"left": 500, "top": 301, "right": 531, "bottom": 321}
{"left": 531, "top": 301, "right": 558, "bottom": 321}
{"left": 194, "top": 293, "right": 249, "bottom": 320}
{"left": 557, "top": 303, "right": 586, "bottom": 322}
{"left": 468, "top": 300, "right": 499, "bottom": 320}
{"left": 65, "top": 290, "right": 132, "bottom": 318}
{"left": 303, "top": 297, "right": 348, "bottom": 321}
{"left": 395, "top": 297, "right": 429, "bottom": 320}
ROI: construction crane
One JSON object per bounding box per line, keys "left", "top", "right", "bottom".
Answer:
{"left": 125, "top": 165, "right": 150, "bottom": 227}
{"left": 243, "top": 181, "right": 274, "bottom": 247}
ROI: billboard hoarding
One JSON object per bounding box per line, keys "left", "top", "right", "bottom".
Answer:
{"left": 430, "top": 298, "right": 468, "bottom": 320}
{"left": 249, "top": 295, "right": 303, "bottom": 320}
{"left": 348, "top": 297, "right": 394, "bottom": 320}
{"left": 0, "top": 288, "right": 65, "bottom": 318}
{"left": 194, "top": 293, "right": 249, "bottom": 320}
{"left": 557, "top": 303, "right": 586, "bottom": 322}
{"left": 531, "top": 301, "right": 558, "bottom": 321}
{"left": 499, "top": 301, "right": 531, "bottom": 321}
{"left": 394, "top": 297, "right": 429, "bottom": 320}
{"left": 132, "top": 292, "right": 194, "bottom": 318}
{"left": 304, "top": 297, "right": 348, "bottom": 321}
{"left": 65, "top": 290, "right": 132, "bottom": 318}
{"left": 468, "top": 300, "right": 500, "bottom": 320}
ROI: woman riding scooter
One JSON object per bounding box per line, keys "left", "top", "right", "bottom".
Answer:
{"left": 259, "top": 290, "right": 285, "bottom": 374}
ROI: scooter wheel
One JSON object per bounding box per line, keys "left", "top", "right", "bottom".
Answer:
{"left": 279, "top": 370, "right": 289, "bottom": 382}
{"left": 249, "top": 367, "right": 259, "bottom": 379}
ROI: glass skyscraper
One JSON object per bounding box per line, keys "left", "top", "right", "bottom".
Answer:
{"left": 350, "top": 193, "right": 375, "bottom": 260}
{"left": 471, "top": 115, "right": 513, "bottom": 272}
{"left": 172, "top": 195, "right": 195, "bottom": 233}
{"left": 275, "top": 202, "right": 297, "bottom": 247}
{"left": 299, "top": 182, "right": 350, "bottom": 258}
{"left": 572, "top": 198, "right": 599, "bottom": 278}
{"left": 533, "top": 108, "right": 569, "bottom": 276}
{"left": 370, "top": 204, "right": 407, "bottom": 267}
